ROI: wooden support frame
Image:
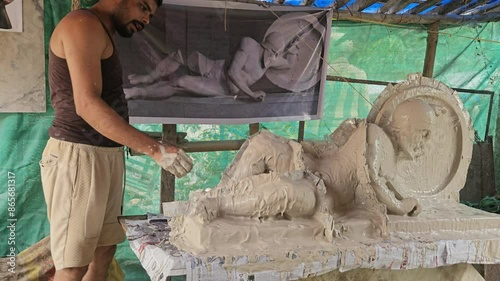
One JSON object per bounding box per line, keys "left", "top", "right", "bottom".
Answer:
{"left": 160, "top": 124, "right": 177, "bottom": 207}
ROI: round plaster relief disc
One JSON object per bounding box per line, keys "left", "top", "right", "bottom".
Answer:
{"left": 366, "top": 73, "right": 474, "bottom": 200}
{"left": 264, "top": 12, "right": 325, "bottom": 92}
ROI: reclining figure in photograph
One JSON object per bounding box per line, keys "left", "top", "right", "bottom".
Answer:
{"left": 124, "top": 31, "right": 300, "bottom": 101}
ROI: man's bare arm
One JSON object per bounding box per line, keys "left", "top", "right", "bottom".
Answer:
{"left": 55, "top": 12, "right": 191, "bottom": 176}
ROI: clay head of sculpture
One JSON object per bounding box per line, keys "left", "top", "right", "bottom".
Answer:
{"left": 389, "top": 99, "right": 435, "bottom": 160}
{"left": 262, "top": 32, "right": 288, "bottom": 68}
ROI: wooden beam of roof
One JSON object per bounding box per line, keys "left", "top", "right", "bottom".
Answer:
{"left": 407, "top": 0, "right": 442, "bottom": 14}
{"left": 449, "top": 0, "right": 488, "bottom": 15}
{"left": 347, "top": 0, "right": 379, "bottom": 12}
{"left": 379, "top": 0, "right": 415, "bottom": 14}
{"left": 491, "top": 5, "right": 500, "bottom": 12}
{"left": 332, "top": 9, "right": 500, "bottom": 24}
{"left": 333, "top": 0, "right": 351, "bottom": 9}
{"left": 429, "top": 0, "right": 468, "bottom": 15}
{"left": 466, "top": 1, "right": 500, "bottom": 15}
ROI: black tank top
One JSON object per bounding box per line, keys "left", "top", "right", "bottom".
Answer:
{"left": 48, "top": 10, "right": 128, "bottom": 147}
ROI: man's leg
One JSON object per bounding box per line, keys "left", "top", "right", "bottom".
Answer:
{"left": 40, "top": 139, "right": 101, "bottom": 279}
{"left": 41, "top": 140, "right": 127, "bottom": 279}
{"left": 83, "top": 245, "right": 116, "bottom": 281}
{"left": 84, "top": 149, "right": 126, "bottom": 280}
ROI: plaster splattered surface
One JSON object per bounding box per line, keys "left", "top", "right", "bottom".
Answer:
{"left": 0, "top": 0, "right": 45, "bottom": 112}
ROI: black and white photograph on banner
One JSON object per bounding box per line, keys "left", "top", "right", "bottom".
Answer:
{"left": 115, "top": 0, "right": 332, "bottom": 124}
{"left": 0, "top": 0, "right": 22, "bottom": 32}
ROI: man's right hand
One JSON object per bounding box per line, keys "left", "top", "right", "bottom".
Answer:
{"left": 153, "top": 144, "right": 193, "bottom": 178}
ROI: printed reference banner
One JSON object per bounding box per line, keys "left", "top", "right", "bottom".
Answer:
{"left": 115, "top": 0, "right": 331, "bottom": 124}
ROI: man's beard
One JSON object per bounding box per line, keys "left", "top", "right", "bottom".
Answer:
{"left": 111, "top": 10, "right": 135, "bottom": 38}
{"left": 116, "top": 23, "right": 133, "bottom": 38}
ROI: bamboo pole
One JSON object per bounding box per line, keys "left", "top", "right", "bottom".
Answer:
{"left": 298, "top": 121, "right": 305, "bottom": 142}
{"left": 423, "top": 22, "right": 440, "bottom": 78}
{"left": 249, "top": 123, "right": 260, "bottom": 135}
{"left": 160, "top": 125, "right": 177, "bottom": 206}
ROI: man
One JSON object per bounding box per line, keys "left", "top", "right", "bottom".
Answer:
{"left": 124, "top": 31, "right": 299, "bottom": 100}
{"left": 39, "top": 1, "right": 192, "bottom": 280}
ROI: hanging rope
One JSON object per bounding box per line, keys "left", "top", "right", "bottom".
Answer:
{"left": 71, "top": 0, "right": 80, "bottom": 11}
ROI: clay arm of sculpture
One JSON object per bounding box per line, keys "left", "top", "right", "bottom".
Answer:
{"left": 366, "top": 124, "right": 420, "bottom": 216}
{"left": 59, "top": 11, "right": 192, "bottom": 177}
{"left": 227, "top": 44, "right": 265, "bottom": 100}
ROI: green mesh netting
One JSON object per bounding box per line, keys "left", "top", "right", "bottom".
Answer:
{"left": 0, "top": 1, "right": 499, "bottom": 280}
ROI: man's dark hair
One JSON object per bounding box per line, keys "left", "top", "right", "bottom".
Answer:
{"left": 155, "top": 0, "right": 162, "bottom": 7}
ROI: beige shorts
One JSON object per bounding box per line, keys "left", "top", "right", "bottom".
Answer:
{"left": 40, "top": 138, "right": 126, "bottom": 269}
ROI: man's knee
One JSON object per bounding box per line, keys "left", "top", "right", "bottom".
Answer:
{"left": 94, "top": 245, "right": 116, "bottom": 264}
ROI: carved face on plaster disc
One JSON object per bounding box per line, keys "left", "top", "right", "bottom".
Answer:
{"left": 366, "top": 73, "right": 473, "bottom": 201}
{"left": 389, "top": 99, "right": 435, "bottom": 160}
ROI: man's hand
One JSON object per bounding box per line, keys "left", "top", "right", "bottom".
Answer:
{"left": 153, "top": 145, "right": 193, "bottom": 178}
